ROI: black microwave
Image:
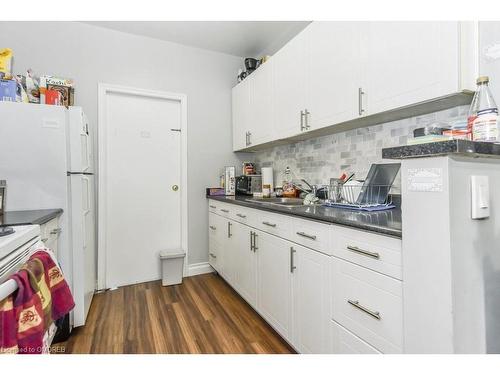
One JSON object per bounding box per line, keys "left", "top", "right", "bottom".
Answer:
{"left": 235, "top": 175, "right": 262, "bottom": 195}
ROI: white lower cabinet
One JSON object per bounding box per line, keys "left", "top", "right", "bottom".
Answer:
{"left": 330, "top": 320, "right": 381, "bottom": 354}
{"left": 291, "top": 244, "right": 330, "bottom": 353}
{"left": 233, "top": 223, "right": 257, "bottom": 307}
{"left": 331, "top": 257, "right": 403, "bottom": 353}
{"left": 255, "top": 229, "right": 293, "bottom": 341}
{"left": 207, "top": 200, "right": 403, "bottom": 354}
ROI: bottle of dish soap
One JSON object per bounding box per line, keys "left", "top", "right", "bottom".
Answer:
{"left": 468, "top": 76, "right": 499, "bottom": 142}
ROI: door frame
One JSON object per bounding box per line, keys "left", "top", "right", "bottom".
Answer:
{"left": 97, "top": 83, "right": 188, "bottom": 290}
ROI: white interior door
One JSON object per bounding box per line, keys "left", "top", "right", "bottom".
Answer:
{"left": 102, "top": 91, "right": 182, "bottom": 288}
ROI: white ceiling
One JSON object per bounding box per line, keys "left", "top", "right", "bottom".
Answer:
{"left": 84, "top": 21, "right": 311, "bottom": 57}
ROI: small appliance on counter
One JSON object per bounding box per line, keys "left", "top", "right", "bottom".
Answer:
{"left": 236, "top": 175, "right": 262, "bottom": 196}
{"left": 261, "top": 167, "right": 274, "bottom": 193}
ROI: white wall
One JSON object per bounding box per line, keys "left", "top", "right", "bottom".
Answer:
{"left": 0, "top": 21, "right": 250, "bottom": 266}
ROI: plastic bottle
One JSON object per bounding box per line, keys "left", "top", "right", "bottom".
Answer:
{"left": 467, "top": 76, "right": 499, "bottom": 142}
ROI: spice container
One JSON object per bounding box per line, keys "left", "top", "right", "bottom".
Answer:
{"left": 262, "top": 184, "right": 271, "bottom": 198}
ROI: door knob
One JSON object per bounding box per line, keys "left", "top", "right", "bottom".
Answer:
{"left": 172, "top": 185, "right": 179, "bottom": 191}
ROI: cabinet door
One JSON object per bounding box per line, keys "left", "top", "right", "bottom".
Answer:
{"left": 256, "top": 230, "right": 292, "bottom": 341}
{"left": 233, "top": 224, "right": 257, "bottom": 307}
{"left": 305, "top": 22, "right": 363, "bottom": 130}
{"left": 232, "top": 79, "right": 251, "bottom": 151}
{"left": 273, "top": 30, "right": 307, "bottom": 139}
{"left": 292, "top": 244, "right": 330, "bottom": 353}
{"left": 249, "top": 60, "right": 274, "bottom": 146}
{"left": 364, "top": 21, "right": 459, "bottom": 115}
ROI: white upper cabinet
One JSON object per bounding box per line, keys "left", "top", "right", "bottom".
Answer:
{"left": 363, "top": 22, "right": 463, "bottom": 115}
{"left": 232, "top": 78, "right": 251, "bottom": 151}
{"left": 273, "top": 29, "right": 307, "bottom": 139}
{"left": 249, "top": 59, "right": 274, "bottom": 146}
{"left": 305, "top": 22, "right": 363, "bottom": 130}
{"left": 231, "top": 21, "right": 478, "bottom": 152}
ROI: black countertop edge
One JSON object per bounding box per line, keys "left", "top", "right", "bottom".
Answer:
{"left": 382, "top": 140, "right": 500, "bottom": 160}
{"left": 0, "top": 209, "right": 63, "bottom": 227}
{"left": 206, "top": 195, "right": 402, "bottom": 239}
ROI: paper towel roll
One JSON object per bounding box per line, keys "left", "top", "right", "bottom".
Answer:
{"left": 261, "top": 167, "right": 274, "bottom": 192}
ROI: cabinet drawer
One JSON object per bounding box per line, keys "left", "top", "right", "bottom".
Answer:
{"left": 331, "top": 257, "right": 403, "bottom": 353}
{"left": 230, "top": 205, "right": 256, "bottom": 227}
{"left": 331, "top": 226, "right": 402, "bottom": 280}
{"left": 216, "top": 202, "right": 232, "bottom": 218}
{"left": 291, "top": 218, "right": 331, "bottom": 255}
{"left": 255, "top": 211, "right": 291, "bottom": 238}
{"left": 208, "top": 200, "right": 219, "bottom": 213}
{"left": 330, "top": 320, "right": 381, "bottom": 354}
{"left": 40, "top": 218, "right": 60, "bottom": 243}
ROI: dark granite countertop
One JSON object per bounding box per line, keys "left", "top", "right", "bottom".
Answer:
{"left": 0, "top": 209, "right": 63, "bottom": 227}
{"left": 207, "top": 196, "right": 402, "bottom": 238}
{"left": 382, "top": 139, "right": 500, "bottom": 160}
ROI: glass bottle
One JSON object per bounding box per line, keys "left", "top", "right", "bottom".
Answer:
{"left": 467, "top": 76, "right": 499, "bottom": 142}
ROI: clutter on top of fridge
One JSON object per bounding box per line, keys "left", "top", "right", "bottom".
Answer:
{"left": 0, "top": 48, "right": 75, "bottom": 107}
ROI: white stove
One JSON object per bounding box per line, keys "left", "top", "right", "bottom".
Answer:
{"left": 0, "top": 225, "right": 40, "bottom": 262}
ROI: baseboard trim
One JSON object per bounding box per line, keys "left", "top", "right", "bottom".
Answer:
{"left": 187, "top": 262, "right": 214, "bottom": 276}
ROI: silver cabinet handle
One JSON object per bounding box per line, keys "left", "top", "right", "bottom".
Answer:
{"left": 237, "top": 213, "right": 247, "bottom": 218}
{"left": 262, "top": 221, "right": 277, "bottom": 228}
{"left": 300, "top": 110, "right": 305, "bottom": 131}
{"left": 209, "top": 205, "right": 217, "bottom": 209}
{"left": 245, "top": 131, "right": 252, "bottom": 146}
{"left": 296, "top": 231, "right": 317, "bottom": 240}
{"left": 220, "top": 209, "right": 229, "bottom": 213}
{"left": 347, "top": 299, "right": 381, "bottom": 320}
{"left": 50, "top": 228, "right": 62, "bottom": 235}
{"left": 209, "top": 225, "right": 216, "bottom": 230}
{"left": 209, "top": 253, "right": 217, "bottom": 259}
{"left": 227, "top": 221, "right": 232, "bottom": 238}
{"left": 347, "top": 245, "right": 380, "bottom": 259}
{"left": 252, "top": 232, "right": 258, "bottom": 251}
{"left": 358, "top": 87, "right": 365, "bottom": 116}
{"left": 41, "top": 237, "right": 49, "bottom": 242}
{"left": 290, "top": 247, "right": 297, "bottom": 273}
{"left": 245, "top": 131, "right": 249, "bottom": 146}
{"left": 304, "top": 109, "right": 310, "bottom": 130}
{"left": 250, "top": 231, "right": 254, "bottom": 251}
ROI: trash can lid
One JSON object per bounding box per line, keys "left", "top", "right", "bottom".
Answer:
{"left": 159, "top": 249, "right": 186, "bottom": 260}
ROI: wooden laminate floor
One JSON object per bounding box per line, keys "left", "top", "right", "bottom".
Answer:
{"left": 64, "top": 273, "right": 295, "bottom": 354}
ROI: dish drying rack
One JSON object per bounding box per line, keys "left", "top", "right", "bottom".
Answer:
{"left": 323, "top": 184, "right": 395, "bottom": 211}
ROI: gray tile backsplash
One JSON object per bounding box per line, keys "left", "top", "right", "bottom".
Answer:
{"left": 254, "top": 106, "right": 469, "bottom": 193}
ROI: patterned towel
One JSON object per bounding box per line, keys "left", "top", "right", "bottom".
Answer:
{"left": 0, "top": 293, "right": 18, "bottom": 354}
{"left": 30, "top": 251, "right": 74, "bottom": 321}
{"left": 11, "top": 270, "right": 46, "bottom": 354}
{"left": 0, "top": 249, "right": 75, "bottom": 355}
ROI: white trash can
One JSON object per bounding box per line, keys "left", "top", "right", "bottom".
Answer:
{"left": 160, "top": 249, "right": 186, "bottom": 286}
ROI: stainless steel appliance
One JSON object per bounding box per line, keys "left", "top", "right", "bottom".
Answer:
{"left": 236, "top": 175, "right": 262, "bottom": 196}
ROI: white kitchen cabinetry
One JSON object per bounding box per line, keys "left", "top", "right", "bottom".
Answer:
{"left": 250, "top": 60, "right": 274, "bottom": 146}
{"left": 233, "top": 223, "right": 257, "bottom": 307}
{"left": 232, "top": 21, "right": 477, "bottom": 152}
{"left": 40, "top": 217, "right": 62, "bottom": 256}
{"left": 330, "top": 320, "right": 381, "bottom": 354}
{"left": 291, "top": 244, "right": 330, "bottom": 353}
{"left": 273, "top": 29, "right": 308, "bottom": 139}
{"left": 232, "top": 78, "right": 251, "bottom": 151}
{"left": 364, "top": 22, "right": 463, "bottom": 115}
{"left": 305, "top": 22, "right": 364, "bottom": 129}
{"left": 255, "top": 229, "right": 293, "bottom": 341}
{"left": 207, "top": 199, "right": 403, "bottom": 354}
{"left": 232, "top": 61, "right": 274, "bottom": 151}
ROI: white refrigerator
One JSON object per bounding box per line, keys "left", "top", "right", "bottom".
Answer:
{"left": 0, "top": 101, "right": 96, "bottom": 328}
